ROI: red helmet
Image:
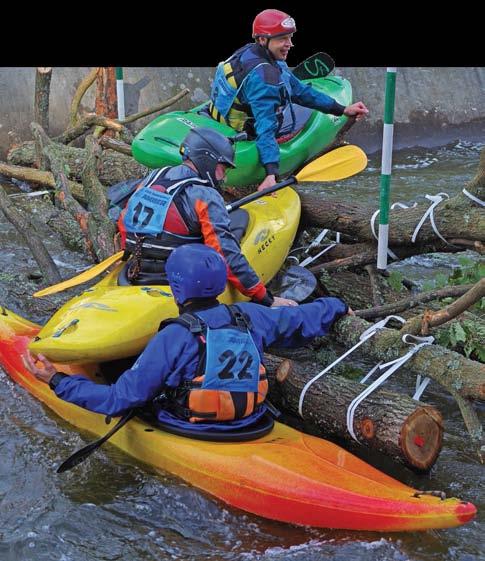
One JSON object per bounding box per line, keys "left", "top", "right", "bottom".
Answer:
{"left": 252, "top": 9, "right": 296, "bottom": 39}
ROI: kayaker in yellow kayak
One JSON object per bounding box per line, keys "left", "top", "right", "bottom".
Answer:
{"left": 208, "top": 8, "right": 369, "bottom": 192}
{"left": 24, "top": 244, "right": 352, "bottom": 433}
{"left": 117, "top": 126, "right": 295, "bottom": 307}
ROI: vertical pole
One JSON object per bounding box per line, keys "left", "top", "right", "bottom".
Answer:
{"left": 116, "top": 67, "right": 125, "bottom": 121}
{"left": 377, "top": 67, "right": 397, "bottom": 271}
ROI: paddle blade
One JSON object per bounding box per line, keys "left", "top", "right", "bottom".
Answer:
{"left": 34, "top": 251, "right": 124, "bottom": 298}
{"left": 293, "top": 52, "right": 335, "bottom": 80}
{"left": 295, "top": 145, "right": 368, "bottom": 182}
{"left": 56, "top": 441, "right": 101, "bottom": 473}
{"left": 267, "top": 265, "right": 317, "bottom": 302}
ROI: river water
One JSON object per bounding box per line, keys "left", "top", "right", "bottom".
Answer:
{"left": 0, "top": 141, "right": 483, "bottom": 561}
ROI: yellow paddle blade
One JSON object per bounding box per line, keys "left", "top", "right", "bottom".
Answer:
{"left": 34, "top": 251, "right": 124, "bottom": 298}
{"left": 295, "top": 145, "right": 368, "bottom": 182}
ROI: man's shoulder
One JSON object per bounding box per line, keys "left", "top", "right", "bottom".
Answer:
{"left": 250, "top": 63, "right": 281, "bottom": 86}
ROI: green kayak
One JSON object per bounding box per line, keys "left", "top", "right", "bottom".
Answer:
{"left": 132, "top": 75, "right": 352, "bottom": 187}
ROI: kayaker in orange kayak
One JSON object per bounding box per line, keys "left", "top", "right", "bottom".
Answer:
{"left": 24, "top": 244, "right": 352, "bottom": 434}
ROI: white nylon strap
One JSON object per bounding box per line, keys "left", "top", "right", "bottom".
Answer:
{"left": 300, "top": 244, "right": 336, "bottom": 267}
{"left": 304, "top": 229, "right": 330, "bottom": 253}
{"left": 370, "top": 209, "right": 400, "bottom": 260}
{"left": 462, "top": 188, "right": 485, "bottom": 207}
{"left": 346, "top": 333, "right": 434, "bottom": 442}
{"left": 298, "top": 315, "right": 405, "bottom": 418}
{"left": 413, "top": 374, "right": 431, "bottom": 401}
{"left": 411, "top": 193, "right": 450, "bottom": 244}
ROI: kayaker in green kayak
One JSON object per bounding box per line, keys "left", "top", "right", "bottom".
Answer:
{"left": 24, "top": 244, "right": 352, "bottom": 433}
{"left": 208, "top": 8, "right": 369, "bottom": 192}
{"left": 117, "top": 126, "right": 295, "bottom": 307}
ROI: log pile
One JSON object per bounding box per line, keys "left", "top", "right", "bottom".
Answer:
{"left": 0, "top": 67, "right": 483, "bottom": 468}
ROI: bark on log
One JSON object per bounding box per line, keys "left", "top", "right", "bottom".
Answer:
{"left": 69, "top": 68, "right": 98, "bottom": 127}
{"left": 297, "top": 185, "right": 485, "bottom": 245}
{"left": 334, "top": 316, "right": 485, "bottom": 401}
{"left": 98, "top": 137, "right": 133, "bottom": 156}
{"left": 355, "top": 284, "right": 475, "bottom": 320}
{"left": 0, "top": 161, "right": 86, "bottom": 203}
{"left": 34, "top": 68, "right": 52, "bottom": 134}
{"left": 81, "top": 136, "right": 117, "bottom": 259}
{"left": 31, "top": 124, "right": 96, "bottom": 260}
{"left": 94, "top": 68, "right": 117, "bottom": 138}
{"left": 7, "top": 141, "right": 147, "bottom": 186}
{"left": 53, "top": 114, "right": 124, "bottom": 145}
{"left": 264, "top": 353, "right": 443, "bottom": 471}
{"left": 0, "top": 186, "right": 61, "bottom": 283}
{"left": 332, "top": 315, "right": 484, "bottom": 454}
{"left": 417, "top": 278, "right": 485, "bottom": 333}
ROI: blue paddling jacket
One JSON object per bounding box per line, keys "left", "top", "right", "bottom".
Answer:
{"left": 209, "top": 43, "right": 346, "bottom": 176}
{"left": 51, "top": 297, "right": 348, "bottom": 431}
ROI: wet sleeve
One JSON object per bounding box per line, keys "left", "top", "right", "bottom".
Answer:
{"left": 241, "top": 297, "right": 348, "bottom": 348}
{"left": 193, "top": 188, "right": 269, "bottom": 303}
{"left": 53, "top": 327, "right": 192, "bottom": 416}
{"left": 242, "top": 71, "right": 282, "bottom": 174}
{"left": 289, "top": 73, "right": 346, "bottom": 115}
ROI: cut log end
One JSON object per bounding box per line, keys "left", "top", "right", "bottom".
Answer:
{"left": 276, "top": 359, "right": 292, "bottom": 383}
{"left": 359, "top": 418, "right": 375, "bottom": 440}
{"left": 400, "top": 407, "right": 444, "bottom": 472}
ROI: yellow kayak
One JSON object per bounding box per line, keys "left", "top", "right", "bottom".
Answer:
{"left": 29, "top": 186, "right": 301, "bottom": 363}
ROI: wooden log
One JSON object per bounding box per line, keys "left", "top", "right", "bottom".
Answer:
{"left": 264, "top": 353, "right": 443, "bottom": 471}
{"left": 94, "top": 68, "right": 117, "bottom": 138}
{"left": 0, "top": 186, "right": 61, "bottom": 283}
{"left": 355, "top": 284, "right": 474, "bottom": 320}
{"left": 0, "top": 161, "right": 86, "bottom": 203}
{"left": 7, "top": 141, "right": 146, "bottom": 187}
{"left": 53, "top": 114, "right": 124, "bottom": 145}
{"left": 69, "top": 68, "right": 98, "bottom": 127}
{"left": 81, "top": 136, "right": 117, "bottom": 259}
{"left": 334, "top": 315, "right": 485, "bottom": 402}
{"left": 297, "top": 185, "right": 485, "bottom": 245}
{"left": 34, "top": 68, "right": 52, "bottom": 134}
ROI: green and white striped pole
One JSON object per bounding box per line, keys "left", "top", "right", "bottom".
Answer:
{"left": 377, "top": 67, "right": 397, "bottom": 271}
{"left": 115, "top": 67, "right": 125, "bottom": 121}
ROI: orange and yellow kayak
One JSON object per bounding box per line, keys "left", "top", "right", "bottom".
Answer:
{"left": 0, "top": 308, "right": 477, "bottom": 532}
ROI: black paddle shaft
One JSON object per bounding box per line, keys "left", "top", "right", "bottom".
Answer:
{"left": 56, "top": 409, "right": 136, "bottom": 473}
{"left": 226, "top": 176, "right": 296, "bottom": 213}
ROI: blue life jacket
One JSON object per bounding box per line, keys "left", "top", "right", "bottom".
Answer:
{"left": 209, "top": 43, "right": 293, "bottom": 134}
{"left": 156, "top": 305, "right": 268, "bottom": 422}
{"left": 120, "top": 167, "right": 205, "bottom": 261}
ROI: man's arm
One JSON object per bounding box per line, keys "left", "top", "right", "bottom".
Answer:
{"left": 23, "top": 328, "right": 191, "bottom": 416}
{"left": 289, "top": 73, "right": 369, "bottom": 120}
{"left": 192, "top": 187, "right": 273, "bottom": 305}
{"left": 239, "top": 296, "right": 349, "bottom": 348}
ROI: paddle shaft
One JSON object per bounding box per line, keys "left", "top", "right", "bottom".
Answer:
{"left": 56, "top": 409, "right": 136, "bottom": 473}
{"left": 226, "top": 176, "right": 296, "bottom": 213}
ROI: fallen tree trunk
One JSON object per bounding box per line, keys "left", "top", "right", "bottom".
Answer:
{"left": 333, "top": 315, "right": 484, "bottom": 458}
{"left": 297, "top": 182, "right": 485, "bottom": 245}
{"left": 0, "top": 186, "right": 61, "bottom": 283}
{"left": 355, "top": 284, "right": 474, "bottom": 320}
{"left": 0, "top": 161, "right": 86, "bottom": 203}
{"left": 264, "top": 353, "right": 443, "bottom": 471}
{"left": 7, "top": 141, "right": 147, "bottom": 186}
